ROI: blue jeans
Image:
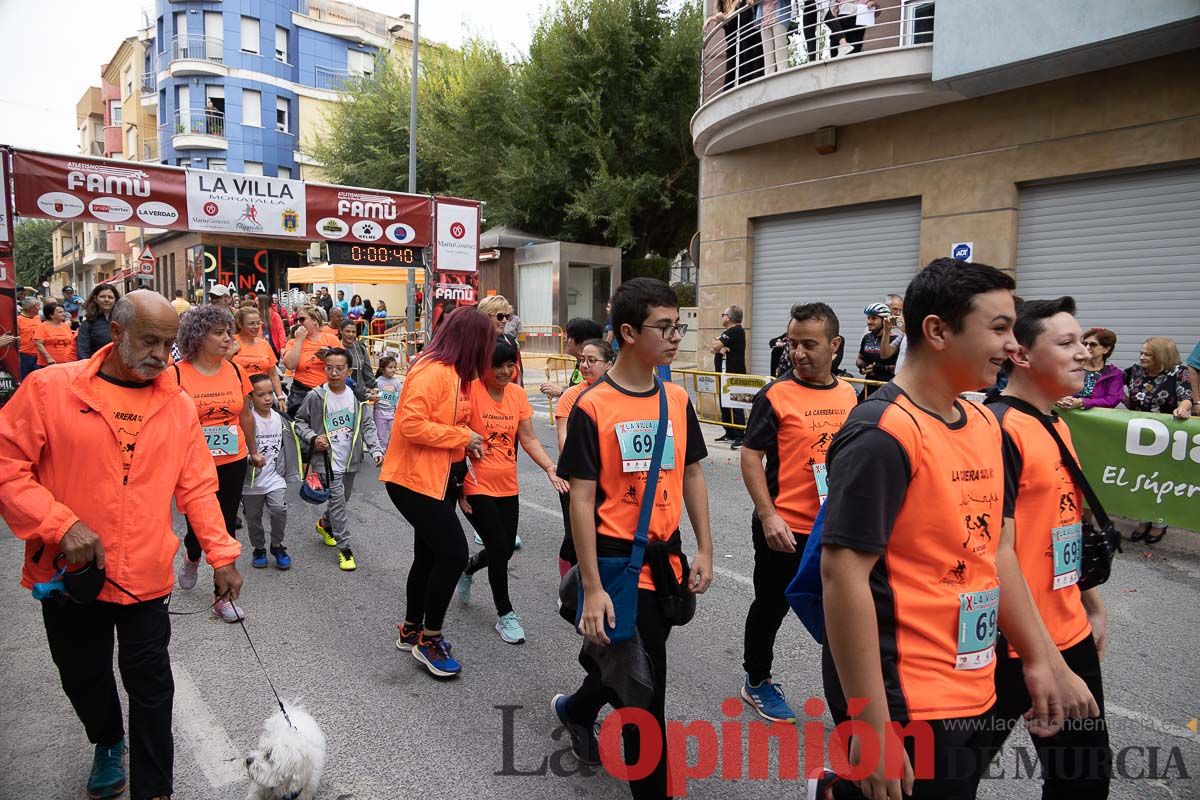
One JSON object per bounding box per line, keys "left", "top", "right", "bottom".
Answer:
{"left": 19, "top": 352, "right": 39, "bottom": 380}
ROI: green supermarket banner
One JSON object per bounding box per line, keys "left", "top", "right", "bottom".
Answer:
{"left": 1061, "top": 408, "right": 1200, "bottom": 529}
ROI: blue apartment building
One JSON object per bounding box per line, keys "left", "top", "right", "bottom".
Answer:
{"left": 146, "top": 0, "right": 399, "bottom": 177}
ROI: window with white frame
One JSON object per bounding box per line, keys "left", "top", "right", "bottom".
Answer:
{"left": 275, "top": 97, "right": 289, "bottom": 133}
{"left": 275, "top": 26, "right": 288, "bottom": 62}
{"left": 278, "top": 166, "right": 291, "bottom": 179}
{"left": 242, "top": 89, "right": 262, "bottom": 127}
{"left": 243, "top": 161, "right": 263, "bottom": 175}
{"left": 110, "top": 102, "right": 122, "bottom": 125}
{"left": 124, "top": 66, "right": 133, "bottom": 98}
{"left": 241, "top": 16, "right": 260, "bottom": 54}
{"left": 209, "top": 158, "right": 227, "bottom": 172}
{"left": 347, "top": 49, "right": 374, "bottom": 77}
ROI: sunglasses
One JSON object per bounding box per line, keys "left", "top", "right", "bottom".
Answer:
{"left": 494, "top": 313, "right": 511, "bottom": 321}
{"left": 296, "top": 317, "right": 308, "bottom": 322}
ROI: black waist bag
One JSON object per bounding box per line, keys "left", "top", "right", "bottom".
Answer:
{"left": 558, "top": 532, "right": 696, "bottom": 627}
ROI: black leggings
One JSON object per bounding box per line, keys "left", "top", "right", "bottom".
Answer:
{"left": 387, "top": 479, "right": 469, "bottom": 632}
{"left": 462, "top": 494, "right": 520, "bottom": 616}
{"left": 184, "top": 457, "right": 246, "bottom": 567}
{"left": 558, "top": 491, "right": 576, "bottom": 566}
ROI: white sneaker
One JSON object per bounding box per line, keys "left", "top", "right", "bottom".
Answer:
{"left": 455, "top": 573, "right": 473, "bottom": 604}
{"left": 177, "top": 558, "right": 199, "bottom": 590}
{"left": 513, "top": 534, "right": 523, "bottom": 551}
{"left": 495, "top": 611, "right": 525, "bottom": 644}
{"left": 212, "top": 598, "right": 245, "bottom": 623}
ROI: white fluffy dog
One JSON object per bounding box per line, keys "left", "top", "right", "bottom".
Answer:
{"left": 245, "top": 703, "right": 326, "bottom": 800}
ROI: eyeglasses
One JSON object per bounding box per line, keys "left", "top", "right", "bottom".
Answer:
{"left": 633, "top": 322, "right": 688, "bottom": 340}
{"left": 324, "top": 364, "right": 348, "bottom": 372}
{"left": 296, "top": 317, "right": 307, "bottom": 323}
{"left": 493, "top": 313, "right": 511, "bottom": 321}
{"left": 1083, "top": 341, "right": 1100, "bottom": 349}
{"left": 578, "top": 356, "right": 608, "bottom": 366}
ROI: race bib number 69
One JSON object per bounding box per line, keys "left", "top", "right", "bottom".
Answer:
{"left": 615, "top": 419, "right": 675, "bottom": 473}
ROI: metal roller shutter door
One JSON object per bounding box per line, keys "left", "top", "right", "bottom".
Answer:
{"left": 1017, "top": 166, "right": 1200, "bottom": 370}
{"left": 750, "top": 200, "right": 921, "bottom": 375}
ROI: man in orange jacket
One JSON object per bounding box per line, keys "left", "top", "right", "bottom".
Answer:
{"left": 0, "top": 290, "right": 243, "bottom": 800}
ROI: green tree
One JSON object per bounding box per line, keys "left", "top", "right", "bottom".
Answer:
{"left": 13, "top": 219, "right": 55, "bottom": 288}
{"left": 313, "top": 0, "right": 701, "bottom": 259}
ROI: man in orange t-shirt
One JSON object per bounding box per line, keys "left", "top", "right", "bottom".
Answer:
{"left": 739, "top": 302, "right": 856, "bottom": 723}
{"left": 16, "top": 296, "right": 42, "bottom": 379}
{"left": 981, "top": 297, "right": 1108, "bottom": 795}
{"left": 0, "top": 290, "right": 241, "bottom": 800}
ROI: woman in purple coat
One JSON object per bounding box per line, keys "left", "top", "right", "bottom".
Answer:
{"left": 1057, "top": 327, "right": 1123, "bottom": 410}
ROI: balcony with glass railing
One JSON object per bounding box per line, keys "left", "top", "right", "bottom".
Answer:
{"left": 140, "top": 71, "right": 157, "bottom": 106}
{"left": 166, "top": 34, "right": 227, "bottom": 76}
{"left": 312, "top": 65, "right": 371, "bottom": 92}
{"left": 692, "top": 1, "right": 952, "bottom": 156}
{"left": 169, "top": 108, "right": 227, "bottom": 150}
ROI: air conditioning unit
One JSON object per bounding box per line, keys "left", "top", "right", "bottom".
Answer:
{"left": 308, "top": 242, "right": 324, "bottom": 263}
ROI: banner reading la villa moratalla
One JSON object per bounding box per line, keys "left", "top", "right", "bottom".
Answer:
{"left": 1061, "top": 408, "right": 1200, "bottom": 529}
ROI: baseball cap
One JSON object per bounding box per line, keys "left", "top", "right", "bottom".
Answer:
{"left": 864, "top": 302, "right": 890, "bottom": 318}
{"left": 208, "top": 284, "right": 230, "bottom": 298}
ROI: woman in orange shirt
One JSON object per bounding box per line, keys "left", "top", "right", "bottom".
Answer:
{"left": 281, "top": 304, "right": 340, "bottom": 416}
{"left": 553, "top": 338, "right": 614, "bottom": 575}
{"left": 231, "top": 304, "right": 285, "bottom": 411}
{"left": 34, "top": 301, "right": 77, "bottom": 366}
{"left": 174, "top": 305, "right": 260, "bottom": 622}
{"left": 455, "top": 337, "right": 567, "bottom": 644}
{"left": 382, "top": 308, "right": 492, "bottom": 679}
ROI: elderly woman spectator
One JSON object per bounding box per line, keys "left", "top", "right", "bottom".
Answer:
{"left": 1123, "top": 336, "right": 1193, "bottom": 545}
{"left": 1056, "top": 327, "right": 1124, "bottom": 410}
{"left": 34, "top": 301, "right": 77, "bottom": 366}
{"left": 76, "top": 285, "right": 119, "bottom": 359}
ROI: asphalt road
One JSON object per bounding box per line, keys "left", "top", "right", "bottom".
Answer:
{"left": 1, "top": 414, "right": 1197, "bottom": 800}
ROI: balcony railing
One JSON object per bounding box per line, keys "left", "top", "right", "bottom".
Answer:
{"left": 313, "top": 65, "right": 370, "bottom": 92}
{"left": 303, "top": 0, "right": 392, "bottom": 39}
{"left": 170, "top": 34, "right": 224, "bottom": 64}
{"left": 173, "top": 108, "right": 226, "bottom": 139}
{"left": 700, "top": 0, "right": 935, "bottom": 103}
{"left": 141, "top": 71, "right": 156, "bottom": 95}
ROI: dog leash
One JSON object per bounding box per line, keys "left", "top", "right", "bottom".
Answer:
{"left": 107, "top": 575, "right": 293, "bottom": 728}
{"left": 232, "top": 610, "right": 293, "bottom": 728}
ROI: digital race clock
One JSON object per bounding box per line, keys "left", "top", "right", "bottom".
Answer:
{"left": 327, "top": 242, "right": 425, "bottom": 267}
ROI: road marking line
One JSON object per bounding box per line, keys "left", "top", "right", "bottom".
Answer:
{"left": 520, "top": 498, "right": 561, "bottom": 518}
{"left": 1107, "top": 703, "right": 1198, "bottom": 742}
{"left": 171, "top": 662, "right": 246, "bottom": 788}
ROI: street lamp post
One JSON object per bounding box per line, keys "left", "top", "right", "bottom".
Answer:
{"left": 407, "top": 0, "right": 420, "bottom": 337}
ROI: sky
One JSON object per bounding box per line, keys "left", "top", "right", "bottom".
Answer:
{"left": 0, "top": 0, "right": 555, "bottom": 155}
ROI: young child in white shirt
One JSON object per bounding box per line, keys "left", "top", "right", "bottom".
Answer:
{"left": 242, "top": 373, "right": 302, "bottom": 569}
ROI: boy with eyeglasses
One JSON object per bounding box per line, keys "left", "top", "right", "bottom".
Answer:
{"left": 553, "top": 278, "right": 713, "bottom": 798}
{"left": 295, "top": 348, "right": 384, "bottom": 572}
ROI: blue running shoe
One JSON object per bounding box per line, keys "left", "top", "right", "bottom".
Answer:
{"left": 495, "top": 611, "right": 525, "bottom": 644}
{"left": 87, "top": 740, "right": 126, "bottom": 799}
{"left": 413, "top": 634, "right": 461, "bottom": 678}
{"left": 395, "top": 623, "right": 419, "bottom": 651}
{"left": 740, "top": 675, "right": 797, "bottom": 723}
{"left": 251, "top": 549, "right": 269, "bottom": 569}
{"left": 551, "top": 693, "right": 600, "bottom": 765}
{"left": 513, "top": 534, "right": 523, "bottom": 550}
{"left": 270, "top": 545, "right": 292, "bottom": 570}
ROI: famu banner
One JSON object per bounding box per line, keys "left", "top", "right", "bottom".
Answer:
{"left": 1062, "top": 408, "right": 1200, "bottom": 529}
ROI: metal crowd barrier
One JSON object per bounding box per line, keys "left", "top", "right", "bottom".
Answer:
{"left": 518, "top": 325, "right": 565, "bottom": 356}
{"left": 362, "top": 328, "right": 428, "bottom": 373}
{"left": 672, "top": 367, "right": 886, "bottom": 430}
{"left": 541, "top": 353, "right": 578, "bottom": 423}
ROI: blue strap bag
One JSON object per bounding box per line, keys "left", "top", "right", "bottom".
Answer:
{"left": 785, "top": 503, "right": 828, "bottom": 644}
{"left": 575, "top": 377, "right": 669, "bottom": 644}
